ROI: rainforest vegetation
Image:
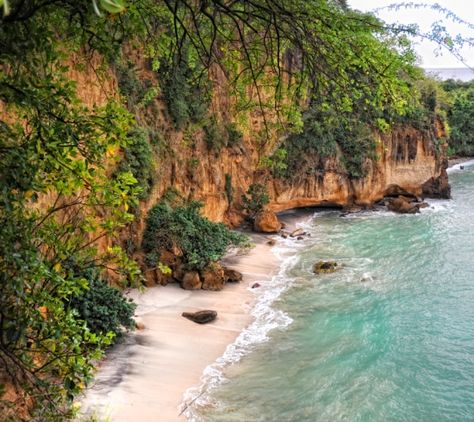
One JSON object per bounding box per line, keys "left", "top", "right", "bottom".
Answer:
{"left": 1, "top": 0, "right": 474, "bottom": 419}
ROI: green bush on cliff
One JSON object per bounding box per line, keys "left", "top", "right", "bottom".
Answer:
{"left": 160, "top": 56, "right": 211, "bottom": 130}
{"left": 279, "top": 107, "right": 377, "bottom": 179}
{"left": 116, "top": 127, "right": 155, "bottom": 200}
{"left": 142, "top": 200, "right": 248, "bottom": 271}
{"left": 242, "top": 184, "right": 270, "bottom": 217}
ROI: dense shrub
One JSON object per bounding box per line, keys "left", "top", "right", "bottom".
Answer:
{"left": 204, "top": 119, "right": 243, "bottom": 151}
{"left": 279, "top": 108, "right": 376, "bottom": 179}
{"left": 160, "top": 57, "right": 210, "bottom": 129}
{"left": 442, "top": 80, "right": 474, "bottom": 156}
{"left": 116, "top": 127, "right": 155, "bottom": 200}
{"left": 142, "top": 200, "right": 248, "bottom": 270}
{"left": 68, "top": 267, "right": 136, "bottom": 340}
{"left": 242, "top": 184, "right": 270, "bottom": 217}
{"left": 113, "top": 58, "right": 152, "bottom": 109}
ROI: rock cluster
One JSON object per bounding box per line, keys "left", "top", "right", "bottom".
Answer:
{"left": 144, "top": 247, "right": 243, "bottom": 291}
{"left": 385, "top": 196, "right": 429, "bottom": 214}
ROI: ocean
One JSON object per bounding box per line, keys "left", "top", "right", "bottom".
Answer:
{"left": 186, "top": 160, "right": 474, "bottom": 421}
{"left": 425, "top": 68, "right": 474, "bottom": 82}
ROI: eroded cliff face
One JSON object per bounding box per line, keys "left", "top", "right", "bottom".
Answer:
{"left": 71, "top": 56, "right": 449, "bottom": 232}
{"left": 268, "top": 125, "right": 450, "bottom": 213}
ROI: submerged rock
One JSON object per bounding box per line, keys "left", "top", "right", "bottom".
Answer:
{"left": 182, "top": 310, "right": 217, "bottom": 324}
{"left": 267, "top": 239, "right": 277, "bottom": 246}
{"left": 251, "top": 282, "right": 261, "bottom": 289}
{"left": 290, "top": 228, "right": 306, "bottom": 237}
{"left": 253, "top": 210, "right": 282, "bottom": 233}
{"left": 313, "top": 261, "right": 338, "bottom": 274}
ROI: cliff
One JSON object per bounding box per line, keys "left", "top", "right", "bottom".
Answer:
{"left": 71, "top": 54, "right": 450, "bottom": 233}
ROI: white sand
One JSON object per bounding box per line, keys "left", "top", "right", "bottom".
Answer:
{"left": 79, "top": 234, "right": 280, "bottom": 422}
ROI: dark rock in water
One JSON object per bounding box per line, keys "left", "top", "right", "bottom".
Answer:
{"left": 253, "top": 209, "right": 282, "bottom": 233}
{"left": 280, "top": 232, "right": 288, "bottom": 239}
{"left": 341, "top": 205, "right": 363, "bottom": 215}
{"left": 251, "top": 282, "right": 261, "bottom": 289}
{"left": 422, "top": 161, "right": 451, "bottom": 199}
{"left": 297, "top": 236, "right": 304, "bottom": 240}
{"left": 386, "top": 196, "right": 420, "bottom": 214}
{"left": 460, "top": 165, "right": 464, "bottom": 170}
{"left": 182, "top": 310, "right": 217, "bottom": 324}
{"left": 267, "top": 239, "right": 277, "bottom": 246}
{"left": 290, "top": 228, "right": 306, "bottom": 237}
{"left": 313, "top": 261, "right": 338, "bottom": 274}
{"left": 223, "top": 267, "right": 243, "bottom": 283}
{"left": 384, "top": 184, "right": 417, "bottom": 199}
{"left": 418, "top": 202, "right": 429, "bottom": 209}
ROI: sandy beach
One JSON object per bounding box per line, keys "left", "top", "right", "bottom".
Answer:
{"left": 79, "top": 232, "right": 283, "bottom": 421}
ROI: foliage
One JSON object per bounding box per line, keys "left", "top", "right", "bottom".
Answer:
{"left": 113, "top": 57, "right": 152, "bottom": 110}
{"left": 242, "top": 184, "right": 270, "bottom": 217}
{"left": 116, "top": 127, "right": 155, "bottom": 200}
{"left": 159, "top": 55, "right": 211, "bottom": 130}
{"left": 68, "top": 266, "right": 136, "bottom": 340}
{"left": 204, "top": 118, "right": 244, "bottom": 151}
{"left": 0, "top": 1, "right": 142, "bottom": 417}
{"left": 278, "top": 106, "right": 377, "bottom": 179}
{"left": 142, "top": 200, "right": 248, "bottom": 271}
{"left": 442, "top": 80, "right": 474, "bottom": 156}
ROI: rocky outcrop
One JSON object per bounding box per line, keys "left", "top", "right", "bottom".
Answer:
{"left": 313, "top": 261, "right": 338, "bottom": 274}
{"left": 386, "top": 197, "right": 420, "bottom": 214}
{"left": 253, "top": 209, "right": 282, "bottom": 233}
{"left": 223, "top": 268, "right": 243, "bottom": 283}
{"left": 422, "top": 162, "right": 451, "bottom": 199}
{"left": 200, "top": 263, "right": 226, "bottom": 291}
{"left": 182, "top": 310, "right": 217, "bottom": 324}
{"left": 181, "top": 271, "right": 202, "bottom": 290}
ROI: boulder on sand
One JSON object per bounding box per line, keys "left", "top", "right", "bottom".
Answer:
{"left": 223, "top": 267, "right": 243, "bottom": 283}
{"left": 201, "top": 263, "right": 226, "bottom": 291}
{"left": 181, "top": 271, "right": 202, "bottom": 290}
{"left": 313, "top": 261, "right": 338, "bottom": 274}
{"left": 253, "top": 209, "right": 282, "bottom": 233}
{"left": 182, "top": 310, "right": 217, "bottom": 324}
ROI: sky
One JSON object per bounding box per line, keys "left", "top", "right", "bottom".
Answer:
{"left": 349, "top": 0, "right": 474, "bottom": 68}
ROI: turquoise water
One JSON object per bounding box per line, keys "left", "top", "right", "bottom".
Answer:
{"left": 192, "top": 163, "right": 474, "bottom": 421}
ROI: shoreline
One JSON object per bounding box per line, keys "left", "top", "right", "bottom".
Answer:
{"left": 448, "top": 156, "right": 474, "bottom": 167}
{"left": 79, "top": 231, "right": 288, "bottom": 421}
